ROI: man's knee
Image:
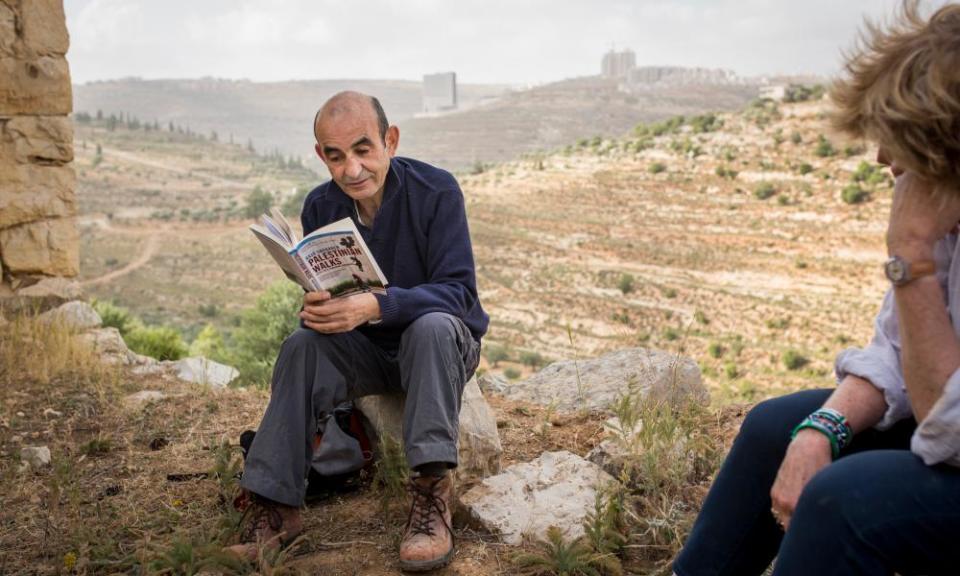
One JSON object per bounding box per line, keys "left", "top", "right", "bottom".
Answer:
{"left": 402, "top": 312, "right": 459, "bottom": 346}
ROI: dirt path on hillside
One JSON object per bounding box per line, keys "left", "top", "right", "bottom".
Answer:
{"left": 82, "top": 233, "right": 160, "bottom": 287}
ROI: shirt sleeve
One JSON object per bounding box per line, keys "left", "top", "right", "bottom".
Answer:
{"left": 834, "top": 289, "right": 913, "bottom": 430}
{"left": 911, "top": 368, "right": 960, "bottom": 467}
{"left": 372, "top": 185, "right": 481, "bottom": 328}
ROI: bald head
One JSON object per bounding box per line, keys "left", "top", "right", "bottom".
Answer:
{"left": 314, "top": 91, "right": 389, "bottom": 144}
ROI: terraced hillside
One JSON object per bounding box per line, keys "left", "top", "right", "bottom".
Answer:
{"left": 76, "top": 95, "right": 891, "bottom": 402}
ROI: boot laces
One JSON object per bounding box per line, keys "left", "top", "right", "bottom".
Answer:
{"left": 238, "top": 497, "right": 284, "bottom": 543}
{"left": 406, "top": 477, "right": 450, "bottom": 537}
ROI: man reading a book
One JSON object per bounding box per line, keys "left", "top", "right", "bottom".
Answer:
{"left": 228, "top": 91, "right": 489, "bottom": 572}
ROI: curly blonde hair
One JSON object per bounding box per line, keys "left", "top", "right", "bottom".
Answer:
{"left": 831, "top": 0, "right": 960, "bottom": 191}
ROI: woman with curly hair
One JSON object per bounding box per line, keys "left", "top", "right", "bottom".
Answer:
{"left": 673, "top": 2, "right": 960, "bottom": 575}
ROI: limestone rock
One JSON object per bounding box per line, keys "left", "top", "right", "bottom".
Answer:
{"left": 0, "top": 217, "right": 79, "bottom": 275}
{"left": 585, "top": 416, "right": 642, "bottom": 477}
{"left": 356, "top": 376, "right": 502, "bottom": 483}
{"left": 503, "top": 348, "right": 707, "bottom": 412}
{"left": 460, "top": 451, "right": 617, "bottom": 545}
{"left": 0, "top": 3, "right": 15, "bottom": 57}
{"left": 20, "top": 445, "right": 51, "bottom": 468}
{"left": 79, "top": 327, "right": 139, "bottom": 365}
{"left": 0, "top": 56, "right": 72, "bottom": 115}
{"left": 0, "top": 165, "right": 76, "bottom": 228}
{"left": 6, "top": 276, "right": 81, "bottom": 313}
{"left": 171, "top": 357, "right": 239, "bottom": 388}
{"left": 39, "top": 300, "right": 101, "bottom": 330}
{"left": 20, "top": 0, "right": 70, "bottom": 56}
{"left": 477, "top": 372, "right": 509, "bottom": 395}
{"left": 6, "top": 116, "right": 74, "bottom": 164}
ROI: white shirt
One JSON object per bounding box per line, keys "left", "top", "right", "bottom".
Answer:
{"left": 835, "top": 233, "right": 960, "bottom": 466}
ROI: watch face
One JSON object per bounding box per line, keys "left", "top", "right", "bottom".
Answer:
{"left": 886, "top": 258, "right": 907, "bottom": 283}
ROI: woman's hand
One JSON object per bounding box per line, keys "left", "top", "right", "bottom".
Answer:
{"left": 770, "top": 429, "right": 833, "bottom": 530}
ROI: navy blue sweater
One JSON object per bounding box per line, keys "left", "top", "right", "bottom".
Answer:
{"left": 301, "top": 157, "right": 489, "bottom": 350}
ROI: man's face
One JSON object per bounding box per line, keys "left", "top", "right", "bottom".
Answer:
{"left": 314, "top": 107, "right": 397, "bottom": 203}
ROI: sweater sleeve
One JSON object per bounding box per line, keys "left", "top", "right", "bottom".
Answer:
{"left": 834, "top": 289, "right": 913, "bottom": 430}
{"left": 373, "top": 186, "right": 481, "bottom": 327}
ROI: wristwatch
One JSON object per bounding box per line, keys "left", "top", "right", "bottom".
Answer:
{"left": 884, "top": 255, "right": 936, "bottom": 286}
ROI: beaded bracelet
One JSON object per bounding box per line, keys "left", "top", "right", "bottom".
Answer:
{"left": 790, "top": 408, "right": 853, "bottom": 459}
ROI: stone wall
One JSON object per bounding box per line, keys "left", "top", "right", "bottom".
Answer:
{"left": 0, "top": 0, "right": 77, "bottom": 294}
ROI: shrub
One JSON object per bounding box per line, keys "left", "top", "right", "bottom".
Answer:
{"left": 126, "top": 326, "right": 188, "bottom": 361}
{"left": 754, "top": 182, "right": 777, "bottom": 200}
{"left": 707, "top": 342, "right": 724, "bottom": 359}
{"left": 715, "top": 166, "right": 738, "bottom": 180}
{"left": 280, "top": 186, "right": 310, "bottom": 217}
{"left": 244, "top": 185, "right": 273, "bottom": 218}
{"left": 648, "top": 162, "right": 667, "bottom": 174}
{"left": 782, "top": 349, "right": 809, "bottom": 371}
{"left": 841, "top": 184, "right": 870, "bottom": 205}
{"left": 520, "top": 350, "right": 545, "bottom": 369}
{"left": 723, "top": 362, "right": 739, "bottom": 379}
{"left": 790, "top": 131, "right": 803, "bottom": 145}
{"left": 92, "top": 300, "right": 137, "bottom": 336}
{"left": 797, "top": 163, "right": 814, "bottom": 175}
{"left": 504, "top": 367, "right": 521, "bottom": 380}
{"left": 484, "top": 344, "right": 509, "bottom": 367}
{"left": 189, "top": 323, "right": 227, "bottom": 361}
{"left": 618, "top": 273, "right": 635, "bottom": 294}
{"left": 230, "top": 281, "right": 304, "bottom": 386}
{"left": 814, "top": 135, "right": 835, "bottom": 158}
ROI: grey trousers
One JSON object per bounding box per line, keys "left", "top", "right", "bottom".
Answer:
{"left": 240, "top": 312, "right": 481, "bottom": 507}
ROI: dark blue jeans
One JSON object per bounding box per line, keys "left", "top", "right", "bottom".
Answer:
{"left": 673, "top": 389, "right": 960, "bottom": 576}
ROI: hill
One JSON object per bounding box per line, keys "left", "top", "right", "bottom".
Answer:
{"left": 73, "top": 76, "right": 759, "bottom": 171}
{"left": 74, "top": 92, "right": 891, "bottom": 403}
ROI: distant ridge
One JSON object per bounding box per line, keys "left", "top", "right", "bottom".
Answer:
{"left": 74, "top": 74, "right": 762, "bottom": 171}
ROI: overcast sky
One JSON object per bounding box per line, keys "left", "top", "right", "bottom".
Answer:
{"left": 65, "top": 0, "right": 923, "bottom": 86}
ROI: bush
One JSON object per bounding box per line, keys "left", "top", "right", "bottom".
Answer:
{"left": 520, "top": 350, "right": 545, "bottom": 369}
{"left": 814, "top": 135, "right": 836, "bottom": 158}
{"left": 484, "top": 344, "right": 509, "bottom": 368}
{"left": 715, "top": 166, "right": 738, "bottom": 180}
{"left": 618, "top": 273, "right": 635, "bottom": 294}
{"left": 707, "top": 342, "right": 724, "bottom": 359}
{"left": 189, "top": 323, "right": 228, "bottom": 361}
{"left": 281, "top": 186, "right": 310, "bottom": 217}
{"left": 648, "top": 162, "right": 667, "bottom": 174}
{"left": 230, "top": 282, "right": 304, "bottom": 386}
{"left": 126, "top": 326, "right": 188, "bottom": 361}
{"left": 244, "top": 185, "right": 273, "bottom": 219}
{"left": 754, "top": 182, "right": 777, "bottom": 200}
{"left": 797, "top": 163, "right": 814, "bottom": 175}
{"left": 790, "top": 131, "right": 803, "bottom": 145}
{"left": 841, "top": 184, "right": 870, "bottom": 205}
{"left": 92, "top": 300, "right": 138, "bottom": 336}
{"left": 504, "top": 367, "right": 521, "bottom": 380}
{"left": 782, "top": 349, "right": 809, "bottom": 371}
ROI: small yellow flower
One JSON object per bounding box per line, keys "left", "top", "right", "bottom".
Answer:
{"left": 172, "top": 499, "right": 184, "bottom": 508}
{"left": 63, "top": 552, "right": 77, "bottom": 571}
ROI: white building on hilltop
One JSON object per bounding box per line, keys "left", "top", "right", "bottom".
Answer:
{"left": 422, "top": 72, "right": 458, "bottom": 113}
{"left": 602, "top": 49, "right": 636, "bottom": 79}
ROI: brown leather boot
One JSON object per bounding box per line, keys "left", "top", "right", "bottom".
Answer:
{"left": 224, "top": 494, "right": 303, "bottom": 562}
{"left": 399, "top": 474, "right": 455, "bottom": 572}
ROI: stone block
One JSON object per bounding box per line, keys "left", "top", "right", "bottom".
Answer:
{"left": 0, "top": 164, "right": 75, "bottom": 227}
{"left": 356, "top": 376, "right": 503, "bottom": 484}
{"left": 460, "top": 451, "right": 618, "bottom": 545}
{"left": 2, "top": 276, "right": 81, "bottom": 314}
{"left": 21, "top": 0, "right": 69, "bottom": 56}
{"left": 39, "top": 300, "right": 101, "bottom": 330}
{"left": 0, "top": 217, "right": 78, "bottom": 275}
{"left": 170, "top": 357, "right": 240, "bottom": 388}
{"left": 0, "top": 56, "right": 72, "bottom": 115}
{"left": 0, "top": 3, "right": 16, "bottom": 57}
{"left": 503, "top": 347, "right": 708, "bottom": 412}
{"left": 6, "top": 116, "right": 73, "bottom": 164}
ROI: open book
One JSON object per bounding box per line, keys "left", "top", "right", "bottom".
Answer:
{"left": 250, "top": 208, "right": 387, "bottom": 297}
